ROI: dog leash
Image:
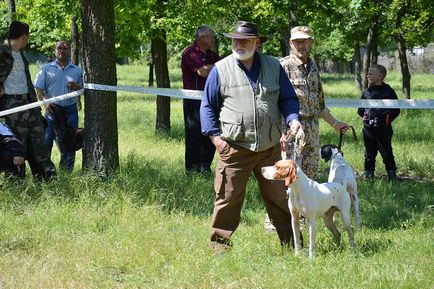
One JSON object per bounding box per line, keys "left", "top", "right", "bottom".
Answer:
{"left": 337, "top": 125, "right": 357, "bottom": 152}
{"left": 292, "top": 134, "right": 300, "bottom": 162}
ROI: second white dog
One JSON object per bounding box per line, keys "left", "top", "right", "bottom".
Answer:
{"left": 261, "top": 159, "right": 355, "bottom": 258}
{"left": 320, "top": 144, "right": 360, "bottom": 229}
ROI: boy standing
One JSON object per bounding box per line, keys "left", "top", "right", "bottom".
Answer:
{"left": 358, "top": 64, "right": 400, "bottom": 181}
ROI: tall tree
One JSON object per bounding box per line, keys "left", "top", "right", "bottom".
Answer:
{"left": 395, "top": 1, "right": 411, "bottom": 99}
{"left": 384, "top": 0, "right": 434, "bottom": 99}
{"left": 70, "top": 0, "right": 80, "bottom": 65}
{"left": 70, "top": 15, "right": 79, "bottom": 65}
{"left": 152, "top": 30, "right": 171, "bottom": 132}
{"left": 81, "top": 0, "right": 119, "bottom": 174}
{"left": 362, "top": 13, "right": 379, "bottom": 90}
{"left": 6, "top": 0, "right": 15, "bottom": 24}
{"left": 15, "top": 0, "right": 74, "bottom": 55}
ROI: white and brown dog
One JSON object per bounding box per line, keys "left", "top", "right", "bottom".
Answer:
{"left": 261, "top": 159, "right": 355, "bottom": 258}
{"left": 320, "top": 144, "right": 360, "bottom": 229}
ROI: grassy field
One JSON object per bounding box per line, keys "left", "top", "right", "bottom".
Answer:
{"left": 0, "top": 64, "right": 432, "bottom": 288}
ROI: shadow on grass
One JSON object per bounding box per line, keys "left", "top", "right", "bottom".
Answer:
{"left": 358, "top": 179, "right": 433, "bottom": 230}
{"left": 356, "top": 237, "right": 393, "bottom": 257}
{"left": 1, "top": 152, "right": 432, "bottom": 231}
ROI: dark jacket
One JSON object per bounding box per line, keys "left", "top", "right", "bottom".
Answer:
{"left": 357, "top": 82, "right": 400, "bottom": 128}
{"left": 0, "top": 40, "right": 38, "bottom": 103}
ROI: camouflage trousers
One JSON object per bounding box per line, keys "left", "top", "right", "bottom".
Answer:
{"left": 2, "top": 95, "right": 56, "bottom": 180}
{"left": 299, "top": 119, "right": 320, "bottom": 180}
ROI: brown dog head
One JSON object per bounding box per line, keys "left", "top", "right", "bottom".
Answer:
{"left": 273, "top": 160, "right": 298, "bottom": 186}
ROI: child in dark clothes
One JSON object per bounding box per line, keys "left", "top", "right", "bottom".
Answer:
{"left": 357, "top": 64, "right": 400, "bottom": 181}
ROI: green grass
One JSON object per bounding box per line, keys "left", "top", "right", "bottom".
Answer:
{"left": 0, "top": 65, "right": 432, "bottom": 288}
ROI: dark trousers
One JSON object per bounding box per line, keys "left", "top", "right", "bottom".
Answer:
{"left": 183, "top": 99, "right": 215, "bottom": 173}
{"left": 211, "top": 143, "right": 294, "bottom": 247}
{"left": 3, "top": 96, "right": 56, "bottom": 180}
{"left": 363, "top": 126, "right": 397, "bottom": 172}
{"left": 45, "top": 104, "right": 78, "bottom": 171}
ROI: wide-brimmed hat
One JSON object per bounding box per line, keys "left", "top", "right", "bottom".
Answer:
{"left": 290, "top": 26, "right": 313, "bottom": 40}
{"left": 223, "top": 21, "right": 264, "bottom": 39}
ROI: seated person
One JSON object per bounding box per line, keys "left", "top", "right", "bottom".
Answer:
{"left": 0, "top": 121, "right": 25, "bottom": 176}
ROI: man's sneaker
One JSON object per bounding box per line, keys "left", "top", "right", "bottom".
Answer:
{"left": 364, "top": 170, "right": 374, "bottom": 181}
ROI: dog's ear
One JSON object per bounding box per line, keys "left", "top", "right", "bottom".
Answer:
{"left": 320, "top": 145, "right": 332, "bottom": 162}
{"left": 284, "top": 161, "right": 297, "bottom": 186}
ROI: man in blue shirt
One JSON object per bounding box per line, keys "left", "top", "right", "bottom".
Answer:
{"left": 35, "top": 41, "right": 83, "bottom": 171}
{"left": 200, "top": 21, "right": 302, "bottom": 253}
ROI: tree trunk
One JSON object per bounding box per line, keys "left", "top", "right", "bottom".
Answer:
{"left": 397, "top": 35, "right": 411, "bottom": 99}
{"left": 370, "top": 14, "right": 379, "bottom": 64}
{"left": 353, "top": 43, "right": 363, "bottom": 91}
{"left": 396, "top": 0, "right": 411, "bottom": 99}
{"left": 314, "top": 55, "right": 321, "bottom": 72}
{"left": 148, "top": 44, "right": 154, "bottom": 87}
{"left": 148, "top": 63, "right": 154, "bottom": 87}
{"left": 6, "top": 0, "right": 16, "bottom": 24}
{"left": 280, "top": 2, "right": 298, "bottom": 57}
{"left": 81, "top": 0, "right": 119, "bottom": 174}
{"left": 70, "top": 15, "right": 79, "bottom": 65}
{"left": 362, "top": 14, "right": 378, "bottom": 90}
{"left": 279, "top": 27, "right": 290, "bottom": 58}
{"left": 151, "top": 33, "right": 171, "bottom": 132}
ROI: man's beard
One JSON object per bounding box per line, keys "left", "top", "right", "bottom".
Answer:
{"left": 232, "top": 47, "right": 255, "bottom": 60}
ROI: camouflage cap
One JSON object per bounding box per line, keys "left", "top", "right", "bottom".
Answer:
{"left": 290, "top": 26, "right": 313, "bottom": 40}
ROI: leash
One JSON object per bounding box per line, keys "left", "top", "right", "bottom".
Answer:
{"left": 282, "top": 129, "right": 304, "bottom": 161}
{"left": 292, "top": 134, "right": 301, "bottom": 162}
{"left": 337, "top": 125, "right": 357, "bottom": 152}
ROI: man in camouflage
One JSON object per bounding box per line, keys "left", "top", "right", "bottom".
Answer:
{"left": 0, "top": 21, "right": 56, "bottom": 180}
{"left": 280, "top": 26, "right": 349, "bottom": 179}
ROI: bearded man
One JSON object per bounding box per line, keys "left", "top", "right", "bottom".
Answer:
{"left": 200, "top": 21, "right": 302, "bottom": 253}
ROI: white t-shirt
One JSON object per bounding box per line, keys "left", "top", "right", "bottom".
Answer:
{"left": 4, "top": 51, "right": 28, "bottom": 95}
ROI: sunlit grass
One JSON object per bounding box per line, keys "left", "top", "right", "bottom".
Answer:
{"left": 0, "top": 65, "right": 432, "bottom": 288}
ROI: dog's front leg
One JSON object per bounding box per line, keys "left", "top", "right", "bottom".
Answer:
{"left": 308, "top": 218, "right": 317, "bottom": 258}
{"left": 290, "top": 210, "right": 302, "bottom": 255}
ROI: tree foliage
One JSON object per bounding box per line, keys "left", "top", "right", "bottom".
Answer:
{"left": 7, "top": 0, "right": 78, "bottom": 56}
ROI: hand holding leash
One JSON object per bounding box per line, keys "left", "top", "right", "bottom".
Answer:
{"left": 338, "top": 125, "right": 357, "bottom": 151}
{"left": 332, "top": 120, "right": 350, "bottom": 134}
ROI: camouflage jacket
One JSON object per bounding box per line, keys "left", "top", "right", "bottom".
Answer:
{"left": 280, "top": 54, "right": 325, "bottom": 117}
{"left": 0, "top": 40, "right": 38, "bottom": 103}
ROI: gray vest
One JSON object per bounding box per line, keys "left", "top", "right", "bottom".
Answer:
{"left": 216, "top": 53, "right": 282, "bottom": 152}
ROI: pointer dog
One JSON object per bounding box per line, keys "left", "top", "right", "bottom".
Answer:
{"left": 261, "top": 159, "right": 355, "bottom": 258}
{"left": 320, "top": 144, "right": 360, "bottom": 229}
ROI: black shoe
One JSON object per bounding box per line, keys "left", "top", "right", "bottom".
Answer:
{"left": 200, "top": 166, "right": 212, "bottom": 175}
{"left": 364, "top": 170, "right": 374, "bottom": 181}
{"left": 387, "top": 170, "right": 397, "bottom": 181}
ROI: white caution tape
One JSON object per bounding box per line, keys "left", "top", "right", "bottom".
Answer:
{"left": 326, "top": 98, "right": 434, "bottom": 109}
{"left": 85, "top": 83, "right": 434, "bottom": 109}
{"left": 0, "top": 89, "right": 84, "bottom": 117}
{"left": 1, "top": 84, "right": 433, "bottom": 117}
{"left": 84, "top": 83, "right": 202, "bottom": 100}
